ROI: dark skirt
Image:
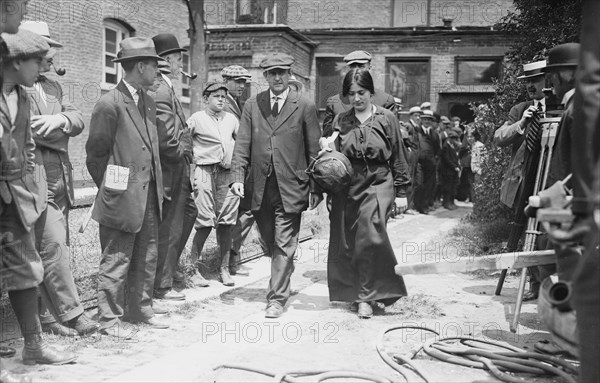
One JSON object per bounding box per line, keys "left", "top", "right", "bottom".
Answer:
{"left": 327, "top": 162, "right": 407, "bottom": 306}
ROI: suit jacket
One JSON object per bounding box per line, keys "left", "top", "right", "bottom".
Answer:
{"left": 495, "top": 100, "right": 533, "bottom": 208}
{"left": 0, "top": 86, "right": 47, "bottom": 229}
{"left": 415, "top": 124, "right": 440, "bottom": 159}
{"left": 231, "top": 88, "right": 321, "bottom": 214}
{"left": 322, "top": 88, "right": 395, "bottom": 137}
{"left": 224, "top": 93, "right": 242, "bottom": 121}
{"left": 150, "top": 76, "right": 190, "bottom": 201}
{"left": 86, "top": 81, "right": 163, "bottom": 233}
{"left": 27, "top": 76, "right": 84, "bottom": 207}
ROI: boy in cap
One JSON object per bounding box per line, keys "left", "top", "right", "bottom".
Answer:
{"left": 221, "top": 64, "right": 251, "bottom": 120}
{"left": 1, "top": 28, "right": 76, "bottom": 365}
{"left": 150, "top": 33, "right": 201, "bottom": 300}
{"left": 86, "top": 37, "right": 167, "bottom": 337}
{"left": 230, "top": 52, "right": 322, "bottom": 318}
{"left": 187, "top": 81, "right": 240, "bottom": 287}
{"left": 20, "top": 20, "right": 99, "bottom": 338}
{"left": 322, "top": 50, "right": 396, "bottom": 137}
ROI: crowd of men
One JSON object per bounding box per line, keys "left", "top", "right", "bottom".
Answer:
{"left": 1, "top": 0, "right": 598, "bottom": 381}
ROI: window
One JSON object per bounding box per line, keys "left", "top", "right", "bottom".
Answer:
{"left": 181, "top": 49, "right": 190, "bottom": 104}
{"left": 315, "top": 57, "right": 347, "bottom": 110}
{"left": 455, "top": 57, "right": 503, "bottom": 85}
{"left": 103, "top": 20, "right": 130, "bottom": 86}
{"left": 386, "top": 59, "right": 430, "bottom": 109}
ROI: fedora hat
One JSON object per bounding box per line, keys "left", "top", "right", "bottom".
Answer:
{"left": 517, "top": 60, "right": 546, "bottom": 79}
{"left": 543, "top": 43, "right": 580, "bottom": 71}
{"left": 113, "top": 37, "right": 162, "bottom": 63}
{"left": 152, "top": 33, "right": 187, "bottom": 57}
{"left": 19, "top": 21, "right": 62, "bottom": 48}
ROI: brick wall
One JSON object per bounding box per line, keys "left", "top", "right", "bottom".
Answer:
{"left": 25, "top": 0, "right": 189, "bottom": 185}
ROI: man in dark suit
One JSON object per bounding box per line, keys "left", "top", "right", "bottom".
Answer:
{"left": 86, "top": 37, "right": 167, "bottom": 337}
{"left": 150, "top": 33, "right": 201, "bottom": 300}
{"left": 21, "top": 21, "right": 99, "bottom": 337}
{"left": 404, "top": 106, "right": 422, "bottom": 214}
{"left": 414, "top": 109, "right": 440, "bottom": 214}
{"left": 2, "top": 27, "right": 76, "bottom": 366}
{"left": 494, "top": 60, "right": 549, "bottom": 301}
{"left": 322, "top": 50, "right": 396, "bottom": 137}
{"left": 231, "top": 53, "right": 322, "bottom": 318}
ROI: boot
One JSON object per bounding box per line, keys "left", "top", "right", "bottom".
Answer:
{"left": 22, "top": 334, "right": 77, "bottom": 365}
{"left": 217, "top": 225, "right": 235, "bottom": 287}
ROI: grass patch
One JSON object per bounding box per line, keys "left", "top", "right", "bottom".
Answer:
{"left": 387, "top": 294, "right": 443, "bottom": 319}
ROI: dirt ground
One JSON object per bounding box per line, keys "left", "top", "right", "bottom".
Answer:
{"left": 1, "top": 203, "right": 573, "bottom": 383}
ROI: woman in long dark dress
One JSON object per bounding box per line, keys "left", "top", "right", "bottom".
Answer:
{"left": 324, "top": 69, "right": 411, "bottom": 318}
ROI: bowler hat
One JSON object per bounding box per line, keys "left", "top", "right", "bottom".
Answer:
{"left": 543, "top": 43, "right": 580, "bottom": 71}
{"left": 19, "top": 21, "right": 62, "bottom": 48}
{"left": 408, "top": 106, "right": 422, "bottom": 115}
{"left": 203, "top": 80, "right": 228, "bottom": 95}
{"left": 152, "top": 33, "right": 187, "bottom": 57}
{"left": 113, "top": 37, "right": 162, "bottom": 63}
{"left": 2, "top": 29, "right": 49, "bottom": 61}
{"left": 344, "top": 50, "right": 372, "bottom": 65}
{"left": 517, "top": 60, "right": 546, "bottom": 80}
{"left": 260, "top": 53, "right": 294, "bottom": 71}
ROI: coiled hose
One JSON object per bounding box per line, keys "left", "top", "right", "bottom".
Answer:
{"left": 214, "top": 364, "right": 393, "bottom": 382}
{"left": 377, "top": 325, "right": 578, "bottom": 383}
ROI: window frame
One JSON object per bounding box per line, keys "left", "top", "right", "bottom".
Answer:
{"left": 102, "top": 20, "right": 131, "bottom": 89}
{"left": 455, "top": 56, "right": 503, "bottom": 86}
{"left": 386, "top": 57, "right": 431, "bottom": 109}
{"left": 180, "top": 48, "right": 191, "bottom": 105}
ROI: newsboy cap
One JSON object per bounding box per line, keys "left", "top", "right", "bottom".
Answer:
{"left": 19, "top": 21, "right": 62, "bottom": 48}
{"left": 543, "top": 43, "right": 580, "bottom": 71}
{"left": 113, "top": 37, "right": 162, "bottom": 63}
{"left": 260, "top": 53, "right": 294, "bottom": 71}
{"left": 152, "top": 33, "right": 187, "bottom": 57}
{"left": 2, "top": 29, "right": 49, "bottom": 61}
{"left": 408, "top": 106, "right": 422, "bottom": 115}
{"left": 344, "top": 50, "right": 372, "bottom": 65}
{"left": 221, "top": 65, "right": 251, "bottom": 80}
{"left": 203, "top": 80, "right": 228, "bottom": 95}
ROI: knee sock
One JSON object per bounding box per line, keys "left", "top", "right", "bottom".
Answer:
{"left": 216, "top": 225, "right": 233, "bottom": 268}
{"left": 191, "top": 227, "right": 212, "bottom": 263}
{"left": 8, "top": 288, "right": 41, "bottom": 342}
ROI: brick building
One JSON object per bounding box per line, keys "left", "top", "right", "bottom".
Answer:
{"left": 24, "top": 0, "right": 515, "bottom": 188}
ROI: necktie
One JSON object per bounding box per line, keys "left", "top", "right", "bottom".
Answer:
{"left": 137, "top": 89, "right": 146, "bottom": 122}
{"left": 525, "top": 103, "right": 543, "bottom": 153}
{"left": 272, "top": 96, "right": 279, "bottom": 117}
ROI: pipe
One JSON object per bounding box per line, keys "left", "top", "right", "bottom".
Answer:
{"left": 182, "top": 71, "right": 197, "bottom": 80}
{"left": 51, "top": 63, "right": 66, "bottom": 76}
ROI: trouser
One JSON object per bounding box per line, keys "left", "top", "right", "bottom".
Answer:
{"left": 253, "top": 174, "right": 301, "bottom": 307}
{"left": 97, "top": 184, "right": 159, "bottom": 328}
{"left": 456, "top": 167, "right": 472, "bottom": 201}
{"left": 406, "top": 149, "right": 419, "bottom": 210}
{"left": 155, "top": 170, "right": 196, "bottom": 291}
{"left": 230, "top": 208, "right": 267, "bottom": 263}
{"left": 572, "top": 226, "right": 600, "bottom": 383}
{"left": 441, "top": 177, "right": 458, "bottom": 206}
{"left": 415, "top": 156, "right": 436, "bottom": 211}
{"left": 35, "top": 201, "right": 83, "bottom": 324}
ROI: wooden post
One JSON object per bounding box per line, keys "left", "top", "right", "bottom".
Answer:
{"left": 188, "top": 0, "right": 207, "bottom": 113}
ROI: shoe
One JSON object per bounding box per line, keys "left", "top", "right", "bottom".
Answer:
{"left": 173, "top": 270, "right": 185, "bottom": 283}
{"left": 219, "top": 267, "right": 235, "bottom": 287}
{"left": 522, "top": 291, "right": 539, "bottom": 302}
{"left": 22, "top": 335, "right": 77, "bottom": 365}
{"left": 265, "top": 302, "right": 284, "bottom": 318}
{"left": 404, "top": 209, "right": 419, "bottom": 215}
{"left": 349, "top": 302, "right": 358, "bottom": 312}
{"left": 417, "top": 209, "right": 428, "bottom": 215}
{"left": 230, "top": 266, "right": 249, "bottom": 276}
{"left": 190, "top": 271, "right": 209, "bottom": 287}
{"left": 155, "top": 289, "right": 185, "bottom": 301}
{"left": 0, "top": 345, "right": 17, "bottom": 358}
{"left": 0, "top": 370, "right": 32, "bottom": 383}
{"left": 41, "top": 322, "right": 77, "bottom": 337}
{"left": 152, "top": 303, "right": 169, "bottom": 315}
{"left": 357, "top": 302, "right": 373, "bottom": 319}
{"left": 66, "top": 313, "right": 100, "bottom": 336}
{"left": 100, "top": 324, "right": 136, "bottom": 340}
{"left": 138, "top": 317, "right": 169, "bottom": 330}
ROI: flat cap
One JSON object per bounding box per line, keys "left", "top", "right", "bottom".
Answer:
{"left": 1, "top": 29, "right": 50, "bottom": 61}
{"left": 408, "top": 106, "right": 422, "bottom": 115}
{"left": 203, "top": 80, "right": 228, "bottom": 95}
{"left": 221, "top": 65, "right": 251, "bottom": 80}
{"left": 421, "top": 110, "right": 436, "bottom": 119}
{"left": 446, "top": 130, "right": 459, "bottom": 139}
{"left": 344, "top": 50, "right": 372, "bottom": 65}
{"left": 420, "top": 101, "right": 431, "bottom": 109}
{"left": 260, "top": 52, "right": 294, "bottom": 70}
